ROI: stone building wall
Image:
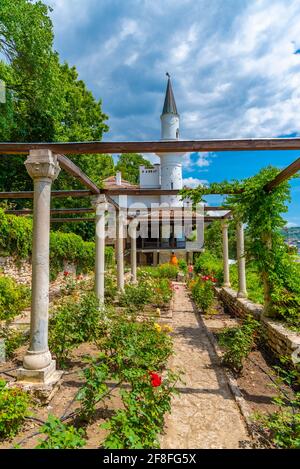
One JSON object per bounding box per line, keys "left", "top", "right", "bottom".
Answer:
{"left": 216, "top": 286, "right": 300, "bottom": 362}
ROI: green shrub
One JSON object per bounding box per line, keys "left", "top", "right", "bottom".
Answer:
{"left": 190, "top": 277, "right": 215, "bottom": 313}
{"left": 104, "top": 272, "right": 118, "bottom": 303}
{"left": 0, "top": 379, "right": 30, "bottom": 439}
{"left": 119, "top": 282, "right": 153, "bottom": 310}
{"left": 178, "top": 259, "right": 187, "bottom": 273}
{"left": 36, "top": 415, "right": 86, "bottom": 449}
{"left": 102, "top": 370, "right": 179, "bottom": 449}
{"left": 0, "top": 208, "right": 114, "bottom": 280}
{"left": 137, "top": 264, "right": 178, "bottom": 280}
{"left": 154, "top": 278, "right": 172, "bottom": 307}
{"left": 254, "top": 362, "right": 300, "bottom": 448}
{"left": 230, "top": 263, "right": 264, "bottom": 305}
{"left": 194, "top": 250, "right": 223, "bottom": 283}
{"left": 0, "top": 327, "right": 28, "bottom": 359}
{"left": 158, "top": 263, "right": 179, "bottom": 279}
{"left": 0, "top": 276, "right": 30, "bottom": 321}
{"left": 0, "top": 210, "right": 32, "bottom": 259}
{"left": 49, "top": 292, "right": 103, "bottom": 366}
{"left": 217, "top": 315, "right": 260, "bottom": 373}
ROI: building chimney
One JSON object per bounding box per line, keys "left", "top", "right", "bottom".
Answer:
{"left": 116, "top": 171, "right": 122, "bottom": 186}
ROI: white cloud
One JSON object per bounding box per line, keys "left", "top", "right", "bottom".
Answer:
{"left": 286, "top": 222, "right": 298, "bottom": 228}
{"left": 195, "top": 152, "right": 212, "bottom": 168}
{"left": 183, "top": 177, "right": 208, "bottom": 188}
{"left": 45, "top": 0, "right": 300, "bottom": 141}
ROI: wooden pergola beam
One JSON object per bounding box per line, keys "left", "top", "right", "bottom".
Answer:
{"left": 49, "top": 216, "right": 226, "bottom": 223}
{"left": 264, "top": 157, "right": 300, "bottom": 192}
{"left": 105, "top": 188, "right": 241, "bottom": 196}
{"left": 50, "top": 217, "right": 95, "bottom": 223}
{"left": 57, "top": 154, "right": 100, "bottom": 194}
{"left": 2, "top": 138, "right": 300, "bottom": 154}
{"left": 0, "top": 190, "right": 92, "bottom": 199}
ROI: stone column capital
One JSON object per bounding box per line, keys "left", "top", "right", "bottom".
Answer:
{"left": 92, "top": 194, "right": 107, "bottom": 214}
{"left": 25, "top": 150, "right": 60, "bottom": 181}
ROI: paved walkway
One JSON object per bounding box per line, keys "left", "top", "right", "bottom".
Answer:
{"left": 160, "top": 282, "right": 249, "bottom": 449}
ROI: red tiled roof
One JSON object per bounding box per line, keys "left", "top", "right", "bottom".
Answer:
{"left": 102, "top": 176, "right": 139, "bottom": 190}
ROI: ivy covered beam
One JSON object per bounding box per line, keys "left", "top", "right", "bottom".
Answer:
{"left": 264, "top": 157, "right": 300, "bottom": 192}
{"left": 0, "top": 190, "right": 92, "bottom": 198}
{"left": 2, "top": 137, "right": 300, "bottom": 154}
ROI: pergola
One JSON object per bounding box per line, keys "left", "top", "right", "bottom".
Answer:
{"left": 0, "top": 139, "right": 299, "bottom": 387}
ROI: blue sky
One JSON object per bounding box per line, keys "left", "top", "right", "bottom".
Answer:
{"left": 45, "top": 0, "right": 299, "bottom": 226}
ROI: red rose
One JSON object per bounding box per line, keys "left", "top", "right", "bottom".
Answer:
{"left": 149, "top": 371, "right": 162, "bottom": 387}
{"left": 63, "top": 271, "right": 69, "bottom": 277}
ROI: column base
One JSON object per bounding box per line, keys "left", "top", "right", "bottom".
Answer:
{"left": 16, "top": 360, "right": 63, "bottom": 403}
{"left": 237, "top": 291, "right": 248, "bottom": 299}
{"left": 223, "top": 283, "right": 231, "bottom": 288}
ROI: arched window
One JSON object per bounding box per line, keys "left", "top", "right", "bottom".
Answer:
{"left": 176, "top": 128, "right": 179, "bottom": 139}
{"left": 171, "top": 182, "right": 174, "bottom": 190}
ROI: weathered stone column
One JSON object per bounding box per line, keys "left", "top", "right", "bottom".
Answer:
{"left": 221, "top": 221, "right": 231, "bottom": 287}
{"left": 236, "top": 221, "right": 247, "bottom": 298}
{"left": 153, "top": 251, "right": 158, "bottom": 267}
{"left": 92, "top": 195, "right": 107, "bottom": 304}
{"left": 116, "top": 208, "right": 125, "bottom": 291}
{"left": 19, "top": 150, "right": 60, "bottom": 383}
{"left": 129, "top": 219, "right": 138, "bottom": 283}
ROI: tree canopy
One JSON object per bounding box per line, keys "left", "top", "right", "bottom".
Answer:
{"left": 115, "top": 153, "right": 153, "bottom": 185}
{"left": 0, "top": 0, "right": 109, "bottom": 194}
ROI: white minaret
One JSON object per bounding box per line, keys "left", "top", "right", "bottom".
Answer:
{"left": 157, "top": 74, "right": 184, "bottom": 207}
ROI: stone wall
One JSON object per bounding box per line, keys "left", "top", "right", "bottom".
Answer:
{"left": 0, "top": 256, "right": 32, "bottom": 285}
{"left": 216, "top": 286, "right": 263, "bottom": 319}
{"left": 216, "top": 286, "right": 300, "bottom": 361}
{"left": 0, "top": 256, "right": 77, "bottom": 285}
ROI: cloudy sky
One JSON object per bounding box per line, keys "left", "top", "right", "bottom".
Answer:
{"left": 45, "top": 0, "right": 299, "bottom": 226}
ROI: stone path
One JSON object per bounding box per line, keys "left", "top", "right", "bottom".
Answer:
{"left": 160, "top": 282, "right": 250, "bottom": 449}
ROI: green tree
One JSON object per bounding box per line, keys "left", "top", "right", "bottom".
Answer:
{"left": 115, "top": 153, "right": 153, "bottom": 185}
{"left": 0, "top": 0, "right": 113, "bottom": 241}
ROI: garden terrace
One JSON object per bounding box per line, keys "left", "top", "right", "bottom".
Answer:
{"left": 0, "top": 139, "right": 299, "bottom": 449}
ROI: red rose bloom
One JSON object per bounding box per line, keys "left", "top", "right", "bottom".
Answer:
{"left": 63, "top": 271, "right": 69, "bottom": 277}
{"left": 149, "top": 371, "right": 162, "bottom": 387}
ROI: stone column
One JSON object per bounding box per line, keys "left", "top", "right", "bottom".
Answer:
{"left": 221, "top": 221, "right": 231, "bottom": 287}
{"left": 116, "top": 208, "right": 124, "bottom": 291}
{"left": 19, "top": 150, "right": 60, "bottom": 383}
{"left": 236, "top": 221, "right": 247, "bottom": 298}
{"left": 92, "top": 195, "right": 107, "bottom": 304}
{"left": 129, "top": 219, "right": 138, "bottom": 283}
{"left": 153, "top": 251, "right": 158, "bottom": 267}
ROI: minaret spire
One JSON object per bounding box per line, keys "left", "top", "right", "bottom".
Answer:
{"left": 162, "top": 73, "right": 178, "bottom": 116}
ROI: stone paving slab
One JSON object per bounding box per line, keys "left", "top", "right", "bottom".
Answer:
{"left": 160, "top": 283, "right": 250, "bottom": 449}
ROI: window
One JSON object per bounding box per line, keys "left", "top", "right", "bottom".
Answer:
{"left": 171, "top": 182, "right": 174, "bottom": 189}
{"left": 176, "top": 128, "right": 179, "bottom": 138}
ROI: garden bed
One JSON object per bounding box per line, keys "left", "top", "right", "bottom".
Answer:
{"left": 0, "top": 342, "right": 122, "bottom": 448}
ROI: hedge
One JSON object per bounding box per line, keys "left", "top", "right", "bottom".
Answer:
{"left": 0, "top": 209, "right": 114, "bottom": 278}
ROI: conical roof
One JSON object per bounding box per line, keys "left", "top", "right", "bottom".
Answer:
{"left": 162, "top": 75, "right": 178, "bottom": 115}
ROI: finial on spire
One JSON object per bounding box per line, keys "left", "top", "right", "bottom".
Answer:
{"left": 166, "top": 72, "right": 170, "bottom": 78}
